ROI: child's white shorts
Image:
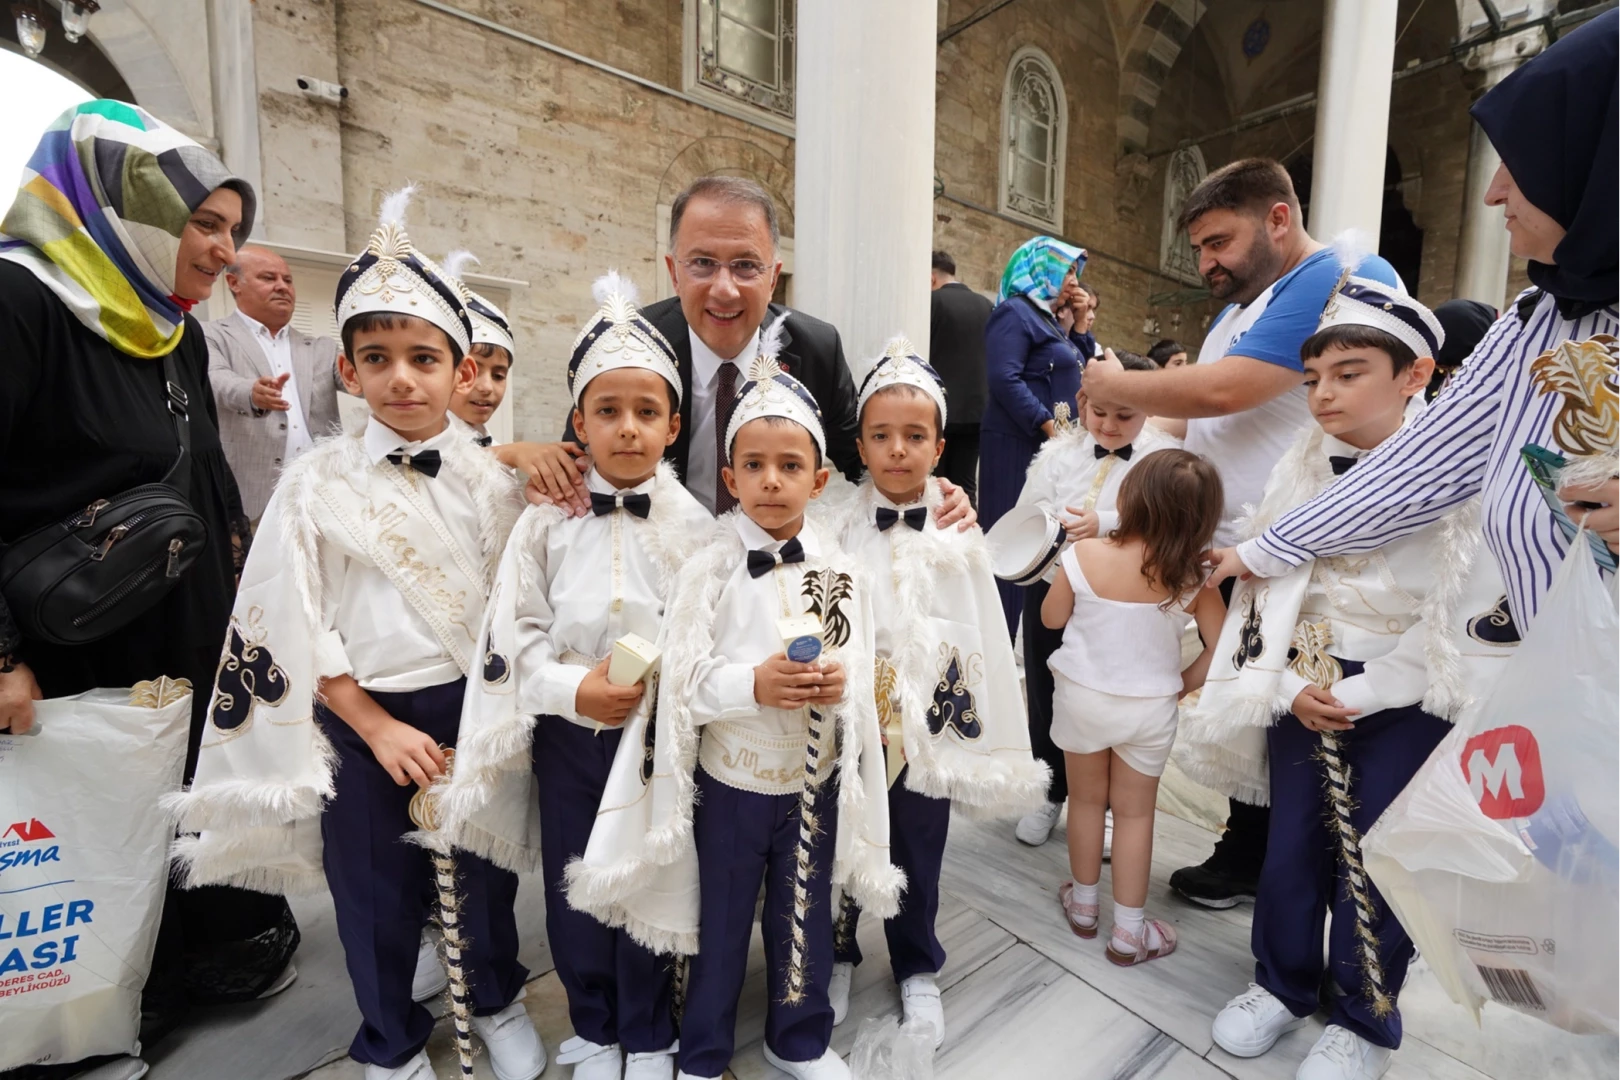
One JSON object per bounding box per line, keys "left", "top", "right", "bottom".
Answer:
{"left": 1050, "top": 672, "right": 1178, "bottom": 777}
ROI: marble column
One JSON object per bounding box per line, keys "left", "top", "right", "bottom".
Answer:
{"left": 1308, "top": 0, "right": 1398, "bottom": 242}
{"left": 207, "top": 0, "right": 264, "bottom": 215}
{"left": 1455, "top": 25, "right": 1548, "bottom": 310}
{"left": 793, "top": 0, "right": 937, "bottom": 370}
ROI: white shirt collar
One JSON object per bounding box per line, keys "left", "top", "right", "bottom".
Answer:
{"left": 235, "top": 308, "right": 291, "bottom": 342}
{"left": 586, "top": 467, "right": 660, "bottom": 497}
{"left": 734, "top": 512, "right": 822, "bottom": 558}
{"left": 364, "top": 414, "right": 457, "bottom": 464}
{"left": 690, "top": 325, "right": 761, "bottom": 387}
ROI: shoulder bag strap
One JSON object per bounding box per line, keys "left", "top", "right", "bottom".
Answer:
{"left": 158, "top": 351, "right": 193, "bottom": 500}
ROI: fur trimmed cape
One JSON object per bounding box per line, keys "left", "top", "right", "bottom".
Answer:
{"left": 164, "top": 426, "right": 523, "bottom": 894}
{"left": 562, "top": 507, "right": 903, "bottom": 956}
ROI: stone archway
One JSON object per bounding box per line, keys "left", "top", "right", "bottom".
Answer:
{"left": 1116, "top": 0, "right": 1210, "bottom": 153}
{"left": 77, "top": 1, "right": 213, "bottom": 141}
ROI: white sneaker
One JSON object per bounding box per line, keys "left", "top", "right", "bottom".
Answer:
{"left": 625, "top": 1041, "right": 678, "bottom": 1080}
{"left": 558, "top": 1035, "right": 623, "bottom": 1080}
{"left": 471, "top": 998, "right": 548, "bottom": 1080}
{"left": 1211, "top": 983, "right": 1306, "bottom": 1058}
{"left": 412, "top": 932, "right": 447, "bottom": 1002}
{"left": 366, "top": 1051, "right": 438, "bottom": 1080}
{"left": 828, "top": 960, "right": 854, "bottom": 1025}
{"left": 1296, "top": 1025, "right": 1392, "bottom": 1080}
{"left": 762, "top": 1044, "right": 851, "bottom": 1079}
{"left": 1015, "top": 801, "right": 1061, "bottom": 846}
{"left": 1102, "top": 810, "right": 1113, "bottom": 862}
{"left": 899, "top": 974, "right": 945, "bottom": 1050}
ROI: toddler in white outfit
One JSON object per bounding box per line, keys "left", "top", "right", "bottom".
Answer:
{"left": 1040, "top": 449, "right": 1227, "bottom": 966}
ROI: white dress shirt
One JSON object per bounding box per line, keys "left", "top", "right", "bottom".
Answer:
{"left": 316, "top": 417, "right": 483, "bottom": 692}
{"left": 513, "top": 468, "right": 709, "bottom": 725}
{"left": 236, "top": 309, "right": 315, "bottom": 462}
{"left": 691, "top": 515, "right": 828, "bottom": 794}
{"left": 686, "top": 327, "right": 760, "bottom": 514}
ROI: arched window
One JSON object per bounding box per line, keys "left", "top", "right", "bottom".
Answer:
{"left": 999, "top": 48, "right": 1066, "bottom": 230}
{"left": 1160, "top": 146, "right": 1207, "bottom": 285}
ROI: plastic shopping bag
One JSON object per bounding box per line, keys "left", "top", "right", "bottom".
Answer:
{"left": 0, "top": 678, "right": 192, "bottom": 1070}
{"left": 1364, "top": 537, "right": 1619, "bottom": 1035}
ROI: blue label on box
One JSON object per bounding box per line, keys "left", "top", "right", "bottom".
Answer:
{"left": 786, "top": 635, "right": 822, "bottom": 664}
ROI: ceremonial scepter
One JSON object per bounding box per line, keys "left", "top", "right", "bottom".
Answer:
{"left": 409, "top": 747, "right": 479, "bottom": 1077}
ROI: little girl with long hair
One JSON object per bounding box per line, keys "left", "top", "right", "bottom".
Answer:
{"left": 1040, "top": 449, "right": 1226, "bottom": 965}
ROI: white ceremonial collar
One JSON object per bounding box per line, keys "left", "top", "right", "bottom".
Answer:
{"left": 586, "top": 467, "right": 660, "bottom": 497}
{"left": 235, "top": 308, "right": 291, "bottom": 342}
{"left": 690, "top": 325, "right": 761, "bottom": 389}
{"left": 735, "top": 511, "right": 822, "bottom": 559}
{"left": 364, "top": 413, "right": 458, "bottom": 464}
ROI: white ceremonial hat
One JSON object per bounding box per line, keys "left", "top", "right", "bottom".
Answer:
{"left": 441, "top": 250, "right": 518, "bottom": 360}
{"left": 723, "top": 313, "right": 827, "bottom": 462}
{"left": 987, "top": 504, "right": 1067, "bottom": 586}
{"left": 567, "top": 271, "right": 682, "bottom": 405}
{"left": 857, "top": 335, "right": 949, "bottom": 428}
{"left": 335, "top": 186, "right": 473, "bottom": 355}
{"left": 1319, "top": 230, "right": 1444, "bottom": 360}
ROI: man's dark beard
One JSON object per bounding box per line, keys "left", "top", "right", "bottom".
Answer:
{"left": 1205, "top": 239, "right": 1286, "bottom": 305}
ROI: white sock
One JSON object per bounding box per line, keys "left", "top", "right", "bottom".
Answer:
{"left": 1071, "top": 880, "right": 1099, "bottom": 907}
{"left": 1112, "top": 903, "right": 1162, "bottom": 949}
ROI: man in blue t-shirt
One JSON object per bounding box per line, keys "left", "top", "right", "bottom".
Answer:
{"left": 1079, "top": 158, "right": 1399, "bottom": 909}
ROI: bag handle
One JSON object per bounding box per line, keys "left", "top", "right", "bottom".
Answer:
{"left": 157, "top": 351, "right": 192, "bottom": 501}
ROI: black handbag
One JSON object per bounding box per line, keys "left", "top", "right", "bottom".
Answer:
{"left": 0, "top": 354, "right": 208, "bottom": 646}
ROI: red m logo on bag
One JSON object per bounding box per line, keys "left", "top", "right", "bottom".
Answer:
{"left": 1, "top": 818, "right": 54, "bottom": 842}
{"left": 1461, "top": 726, "right": 1545, "bottom": 820}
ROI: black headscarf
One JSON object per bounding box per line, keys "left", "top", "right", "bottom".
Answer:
{"left": 1428, "top": 299, "right": 1499, "bottom": 400}
{"left": 1471, "top": 10, "right": 1618, "bottom": 319}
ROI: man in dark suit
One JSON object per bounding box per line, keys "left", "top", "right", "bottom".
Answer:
{"left": 542, "top": 176, "right": 973, "bottom": 526}
{"left": 927, "top": 250, "right": 992, "bottom": 505}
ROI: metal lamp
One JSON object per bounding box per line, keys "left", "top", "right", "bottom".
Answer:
{"left": 12, "top": 1, "right": 46, "bottom": 57}
{"left": 59, "top": 0, "right": 98, "bottom": 42}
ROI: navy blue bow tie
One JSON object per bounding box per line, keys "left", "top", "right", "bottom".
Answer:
{"left": 747, "top": 537, "right": 806, "bottom": 578}
{"left": 473, "top": 434, "right": 494, "bottom": 448}
{"left": 876, "top": 506, "right": 927, "bottom": 532}
{"left": 386, "top": 449, "right": 441, "bottom": 477}
{"left": 590, "top": 491, "right": 652, "bottom": 519}
{"left": 1329, "top": 455, "right": 1360, "bottom": 476}
{"left": 1094, "top": 443, "right": 1133, "bottom": 461}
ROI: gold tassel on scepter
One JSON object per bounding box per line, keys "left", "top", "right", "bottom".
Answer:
{"left": 409, "top": 747, "right": 480, "bottom": 1076}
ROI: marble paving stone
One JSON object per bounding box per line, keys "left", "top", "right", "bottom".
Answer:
{"left": 940, "top": 810, "right": 1256, "bottom": 1057}
{"left": 147, "top": 874, "right": 554, "bottom": 1080}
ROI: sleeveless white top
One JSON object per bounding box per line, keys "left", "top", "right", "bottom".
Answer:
{"left": 1047, "top": 545, "right": 1191, "bottom": 698}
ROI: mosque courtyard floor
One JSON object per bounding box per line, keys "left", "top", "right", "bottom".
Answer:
{"left": 144, "top": 768, "right": 1615, "bottom": 1080}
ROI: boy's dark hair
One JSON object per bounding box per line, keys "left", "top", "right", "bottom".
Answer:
{"left": 728, "top": 415, "right": 823, "bottom": 470}
{"left": 931, "top": 250, "right": 956, "bottom": 275}
{"left": 1147, "top": 339, "right": 1186, "bottom": 366}
{"left": 470, "top": 342, "right": 514, "bottom": 365}
{"left": 576, "top": 370, "right": 680, "bottom": 415}
{"left": 341, "top": 312, "right": 464, "bottom": 364}
{"left": 1110, "top": 350, "right": 1157, "bottom": 372}
{"left": 1177, "top": 158, "right": 1299, "bottom": 232}
{"left": 1112, "top": 449, "right": 1224, "bottom": 609}
{"left": 861, "top": 383, "right": 943, "bottom": 439}
{"left": 1300, "top": 324, "right": 1418, "bottom": 374}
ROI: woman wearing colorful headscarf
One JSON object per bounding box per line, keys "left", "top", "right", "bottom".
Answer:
{"left": 1209, "top": 11, "right": 1617, "bottom": 630}
{"left": 980, "top": 235, "right": 1090, "bottom": 637}
{"left": 0, "top": 102, "right": 299, "bottom": 1066}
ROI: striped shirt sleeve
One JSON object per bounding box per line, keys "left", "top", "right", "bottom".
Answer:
{"left": 1251, "top": 311, "right": 1520, "bottom": 568}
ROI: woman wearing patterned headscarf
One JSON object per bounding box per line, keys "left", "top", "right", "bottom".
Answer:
{"left": 0, "top": 101, "right": 299, "bottom": 1064}
{"left": 1210, "top": 11, "right": 1618, "bottom": 632}
{"left": 980, "top": 235, "right": 1090, "bottom": 638}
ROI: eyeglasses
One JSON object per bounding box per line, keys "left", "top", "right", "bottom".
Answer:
{"left": 677, "top": 257, "right": 771, "bottom": 283}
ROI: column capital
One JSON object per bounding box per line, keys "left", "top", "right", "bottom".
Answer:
{"left": 1460, "top": 23, "right": 1549, "bottom": 93}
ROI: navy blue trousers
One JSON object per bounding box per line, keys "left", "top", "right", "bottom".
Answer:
{"left": 680, "top": 766, "right": 840, "bottom": 1078}
{"left": 318, "top": 679, "right": 527, "bottom": 1068}
{"left": 832, "top": 767, "right": 950, "bottom": 983}
{"left": 978, "top": 428, "right": 1040, "bottom": 639}
{"left": 1021, "top": 578, "right": 1069, "bottom": 803}
{"left": 533, "top": 715, "right": 675, "bottom": 1052}
{"left": 1253, "top": 660, "right": 1450, "bottom": 1050}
